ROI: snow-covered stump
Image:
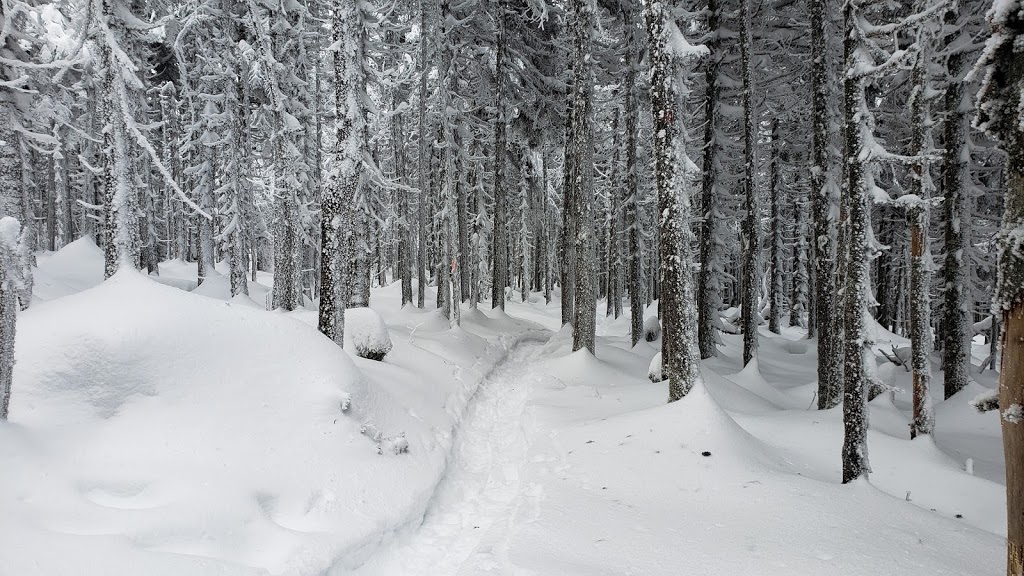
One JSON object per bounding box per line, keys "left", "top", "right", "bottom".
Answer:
{"left": 346, "top": 307, "right": 393, "bottom": 361}
{"left": 647, "top": 352, "right": 663, "bottom": 383}
{"left": 643, "top": 316, "right": 661, "bottom": 342}
{"left": 0, "top": 217, "right": 31, "bottom": 420}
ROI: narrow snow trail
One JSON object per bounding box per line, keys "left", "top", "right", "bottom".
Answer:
{"left": 352, "top": 340, "right": 546, "bottom": 576}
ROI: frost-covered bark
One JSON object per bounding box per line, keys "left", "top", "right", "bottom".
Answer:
{"left": 415, "top": 0, "right": 431, "bottom": 310}
{"left": 768, "top": 121, "right": 784, "bottom": 335}
{"left": 561, "top": 102, "right": 576, "bottom": 327}
{"left": 904, "top": 13, "right": 937, "bottom": 439}
{"left": 840, "top": 0, "right": 871, "bottom": 484}
{"left": 810, "top": 0, "right": 843, "bottom": 409}
{"left": 942, "top": 49, "right": 971, "bottom": 399}
{"left": 605, "top": 109, "right": 622, "bottom": 319}
{"left": 697, "top": 0, "right": 723, "bottom": 359}
{"left": 96, "top": 0, "right": 142, "bottom": 279}
{"left": 974, "top": 2, "right": 1024, "bottom": 571}
{"left": 569, "top": 0, "right": 596, "bottom": 354}
{"left": 642, "top": 0, "right": 705, "bottom": 401}
{"left": 492, "top": 7, "right": 509, "bottom": 311}
{"left": 623, "top": 2, "right": 644, "bottom": 347}
{"left": 159, "top": 82, "right": 186, "bottom": 261}
{"left": 269, "top": 5, "right": 310, "bottom": 312}
{"left": 790, "top": 173, "right": 809, "bottom": 329}
{"left": 0, "top": 217, "right": 31, "bottom": 420}
{"left": 739, "top": 0, "right": 760, "bottom": 367}
{"left": 319, "top": 0, "right": 369, "bottom": 343}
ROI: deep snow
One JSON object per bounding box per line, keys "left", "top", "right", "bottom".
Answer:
{"left": 0, "top": 237, "right": 1009, "bottom": 574}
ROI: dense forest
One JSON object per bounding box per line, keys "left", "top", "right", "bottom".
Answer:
{"left": 5, "top": 0, "right": 1024, "bottom": 572}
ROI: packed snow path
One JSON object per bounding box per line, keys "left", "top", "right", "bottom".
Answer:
{"left": 353, "top": 339, "right": 548, "bottom": 575}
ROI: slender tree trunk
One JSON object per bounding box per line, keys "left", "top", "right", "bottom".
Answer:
{"left": 697, "top": 0, "right": 721, "bottom": 359}
{"left": 739, "top": 0, "right": 759, "bottom": 366}
{"left": 840, "top": 0, "right": 870, "bottom": 483}
{"left": 942, "top": 49, "right": 970, "bottom": 399}
{"left": 623, "top": 2, "right": 643, "bottom": 346}
{"left": 769, "top": 118, "right": 784, "bottom": 335}
{"left": 907, "top": 24, "right": 935, "bottom": 439}
{"left": 569, "top": 0, "right": 596, "bottom": 354}
{"left": 811, "top": 0, "right": 842, "bottom": 408}
{"left": 416, "top": 0, "right": 431, "bottom": 309}
{"left": 492, "top": 14, "right": 509, "bottom": 311}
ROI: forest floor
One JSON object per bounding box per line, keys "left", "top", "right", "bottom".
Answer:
{"left": 0, "top": 237, "right": 1010, "bottom": 575}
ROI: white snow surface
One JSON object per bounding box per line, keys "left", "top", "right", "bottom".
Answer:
{"left": 0, "top": 240, "right": 1010, "bottom": 574}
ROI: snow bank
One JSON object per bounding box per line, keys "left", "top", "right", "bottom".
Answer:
{"left": 0, "top": 271, "right": 420, "bottom": 575}
{"left": 31, "top": 236, "right": 104, "bottom": 302}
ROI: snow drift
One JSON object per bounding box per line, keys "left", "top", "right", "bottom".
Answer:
{"left": 0, "top": 271, "right": 421, "bottom": 575}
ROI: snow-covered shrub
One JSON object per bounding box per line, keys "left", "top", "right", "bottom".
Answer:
{"left": 346, "top": 307, "right": 393, "bottom": 360}
{"left": 970, "top": 390, "right": 999, "bottom": 413}
{"left": 643, "top": 316, "right": 661, "bottom": 342}
{"left": 361, "top": 423, "right": 408, "bottom": 455}
{"left": 379, "top": 433, "right": 409, "bottom": 455}
{"left": 648, "top": 351, "right": 663, "bottom": 383}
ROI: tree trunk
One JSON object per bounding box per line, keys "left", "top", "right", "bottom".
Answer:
{"left": 739, "top": 0, "right": 759, "bottom": 366}
{"left": 811, "top": 0, "right": 842, "bottom": 409}
{"left": 697, "top": 0, "right": 722, "bottom": 359}
{"left": 769, "top": 118, "right": 784, "bottom": 335}
{"left": 623, "top": 2, "right": 643, "bottom": 346}
{"left": 942, "top": 49, "right": 970, "bottom": 399}
{"left": 840, "top": 0, "right": 870, "bottom": 483}
{"left": 643, "top": 0, "right": 703, "bottom": 401}
{"left": 569, "top": 0, "right": 596, "bottom": 354}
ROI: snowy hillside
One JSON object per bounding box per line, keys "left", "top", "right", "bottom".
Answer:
{"left": 0, "top": 240, "right": 1007, "bottom": 575}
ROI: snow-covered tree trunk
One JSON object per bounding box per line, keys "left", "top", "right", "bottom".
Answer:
{"left": 605, "top": 109, "right": 622, "bottom": 318}
{"left": 840, "top": 0, "right": 871, "bottom": 484}
{"left": 790, "top": 171, "right": 809, "bottom": 328}
{"left": 98, "top": 28, "right": 141, "bottom": 279}
{"left": 974, "top": 2, "right": 1024, "bottom": 570}
{"left": 642, "top": 0, "right": 705, "bottom": 401}
{"left": 225, "top": 73, "right": 251, "bottom": 298}
{"left": 561, "top": 104, "right": 576, "bottom": 327}
{"left": 0, "top": 217, "right": 29, "bottom": 420}
{"left": 318, "top": 0, "right": 366, "bottom": 344}
{"left": 906, "top": 16, "right": 936, "bottom": 439}
{"left": 416, "top": 0, "right": 431, "bottom": 310}
{"left": 569, "top": 0, "right": 596, "bottom": 354}
{"left": 0, "top": 107, "right": 23, "bottom": 243}
{"left": 942, "top": 49, "right": 970, "bottom": 399}
{"left": 623, "top": 1, "right": 643, "bottom": 347}
{"left": 810, "top": 0, "right": 842, "bottom": 409}
{"left": 492, "top": 7, "right": 509, "bottom": 311}
{"left": 159, "top": 82, "right": 185, "bottom": 261}
{"left": 769, "top": 120, "right": 784, "bottom": 335}
{"left": 697, "top": 0, "right": 723, "bottom": 359}
{"left": 739, "top": 0, "right": 760, "bottom": 366}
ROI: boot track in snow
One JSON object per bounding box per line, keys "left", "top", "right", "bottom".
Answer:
{"left": 350, "top": 339, "right": 548, "bottom": 575}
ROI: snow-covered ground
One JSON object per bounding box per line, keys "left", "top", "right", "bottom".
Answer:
{"left": 0, "top": 238, "right": 1007, "bottom": 574}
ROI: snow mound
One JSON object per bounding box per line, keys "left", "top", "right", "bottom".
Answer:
{"left": 648, "top": 351, "right": 662, "bottom": 382}
{"left": 643, "top": 315, "right": 661, "bottom": 342}
{"left": 31, "top": 236, "right": 104, "bottom": 301}
{"left": 0, "top": 270, "right": 383, "bottom": 575}
{"left": 347, "top": 307, "right": 394, "bottom": 361}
